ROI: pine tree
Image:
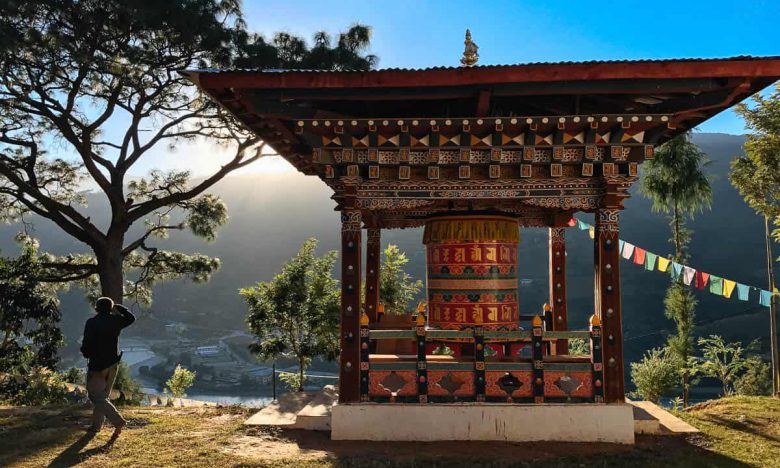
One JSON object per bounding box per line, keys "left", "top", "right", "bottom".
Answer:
{"left": 639, "top": 131, "right": 712, "bottom": 407}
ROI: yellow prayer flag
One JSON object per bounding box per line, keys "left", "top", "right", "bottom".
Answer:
{"left": 657, "top": 257, "right": 670, "bottom": 272}
{"left": 588, "top": 226, "right": 595, "bottom": 239}
{"left": 723, "top": 279, "right": 737, "bottom": 298}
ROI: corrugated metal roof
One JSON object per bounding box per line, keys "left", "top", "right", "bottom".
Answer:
{"left": 185, "top": 55, "right": 780, "bottom": 74}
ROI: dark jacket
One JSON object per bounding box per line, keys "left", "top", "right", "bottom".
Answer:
{"left": 80, "top": 304, "right": 136, "bottom": 371}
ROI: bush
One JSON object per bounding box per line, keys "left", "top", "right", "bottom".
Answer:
{"left": 60, "top": 367, "right": 84, "bottom": 385}
{"left": 278, "top": 371, "right": 303, "bottom": 392}
{"left": 113, "top": 362, "right": 143, "bottom": 405}
{"left": 166, "top": 364, "right": 196, "bottom": 406}
{"left": 568, "top": 338, "right": 590, "bottom": 356}
{"left": 735, "top": 356, "right": 772, "bottom": 396}
{"left": 0, "top": 367, "right": 69, "bottom": 406}
{"left": 630, "top": 347, "right": 678, "bottom": 403}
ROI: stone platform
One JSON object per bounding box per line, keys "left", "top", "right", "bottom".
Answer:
{"left": 331, "top": 403, "right": 636, "bottom": 444}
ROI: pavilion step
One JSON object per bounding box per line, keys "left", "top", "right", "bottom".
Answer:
{"left": 244, "top": 391, "right": 318, "bottom": 426}
{"left": 293, "top": 385, "right": 338, "bottom": 431}
{"left": 629, "top": 400, "right": 700, "bottom": 435}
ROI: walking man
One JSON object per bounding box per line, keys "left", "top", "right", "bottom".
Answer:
{"left": 80, "top": 297, "right": 136, "bottom": 438}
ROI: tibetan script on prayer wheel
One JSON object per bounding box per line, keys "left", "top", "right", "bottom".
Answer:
{"left": 423, "top": 216, "right": 520, "bottom": 332}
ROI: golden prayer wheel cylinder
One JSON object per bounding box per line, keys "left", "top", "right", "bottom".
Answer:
{"left": 423, "top": 215, "right": 520, "bottom": 331}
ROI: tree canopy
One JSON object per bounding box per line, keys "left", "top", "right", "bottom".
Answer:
{"left": 0, "top": 242, "right": 62, "bottom": 373}
{"left": 0, "top": 0, "right": 376, "bottom": 304}
{"left": 241, "top": 238, "right": 340, "bottom": 391}
{"left": 379, "top": 244, "right": 423, "bottom": 315}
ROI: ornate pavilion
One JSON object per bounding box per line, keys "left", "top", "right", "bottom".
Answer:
{"left": 185, "top": 45, "right": 780, "bottom": 442}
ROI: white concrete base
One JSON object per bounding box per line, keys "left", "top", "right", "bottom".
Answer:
{"left": 332, "top": 403, "right": 635, "bottom": 444}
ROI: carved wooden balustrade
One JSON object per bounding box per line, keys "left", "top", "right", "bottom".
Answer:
{"left": 359, "top": 313, "right": 604, "bottom": 404}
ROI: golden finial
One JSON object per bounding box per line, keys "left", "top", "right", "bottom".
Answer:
{"left": 532, "top": 315, "right": 542, "bottom": 328}
{"left": 590, "top": 314, "right": 602, "bottom": 327}
{"left": 417, "top": 302, "right": 426, "bottom": 314}
{"left": 416, "top": 312, "right": 426, "bottom": 326}
{"left": 460, "top": 29, "right": 479, "bottom": 67}
{"left": 360, "top": 311, "right": 370, "bottom": 326}
{"left": 543, "top": 303, "right": 551, "bottom": 313}
{"left": 377, "top": 303, "right": 385, "bottom": 314}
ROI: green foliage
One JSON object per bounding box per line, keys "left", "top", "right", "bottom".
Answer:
{"left": 663, "top": 281, "right": 698, "bottom": 405}
{"left": 568, "top": 338, "right": 590, "bottom": 356}
{"left": 379, "top": 245, "right": 423, "bottom": 315}
{"left": 166, "top": 364, "right": 196, "bottom": 404}
{"left": 0, "top": 1, "right": 376, "bottom": 304}
{"left": 697, "top": 335, "right": 755, "bottom": 396}
{"left": 639, "top": 131, "right": 712, "bottom": 260}
{"left": 731, "top": 83, "right": 780, "bottom": 222}
{"left": 242, "top": 238, "right": 340, "bottom": 391}
{"left": 234, "top": 24, "right": 377, "bottom": 70}
{"left": 431, "top": 344, "right": 455, "bottom": 356}
{"left": 278, "top": 372, "right": 304, "bottom": 392}
{"left": 0, "top": 366, "right": 69, "bottom": 406}
{"left": 0, "top": 246, "right": 62, "bottom": 374}
{"left": 735, "top": 356, "right": 772, "bottom": 396}
{"left": 60, "top": 367, "right": 85, "bottom": 385}
{"left": 630, "top": 347, "right": 678, "bottom": 403}
{"left": 113, "top": 362, "right": 143, "bottom": 404}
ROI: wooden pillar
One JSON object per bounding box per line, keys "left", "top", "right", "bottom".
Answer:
{"left": 339, "top": 207, "right": 362, "bottom": 403}
{"left": 594, "top": 208, "right": 625, "bottom": 403}
{"left": 548, "top": 227, "right": 568, "bottom": 354}
{"left": 365, "top": 228, "right": 381, "bottom": 322}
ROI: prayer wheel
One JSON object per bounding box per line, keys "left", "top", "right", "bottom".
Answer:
{"left": 423, "top": 215, "right": 520, "bottom": 331}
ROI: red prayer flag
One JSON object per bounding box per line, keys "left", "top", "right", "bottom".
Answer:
{"left": 633, "top": 247, "right": 646, "bottom": 265}
{"left": 694, "top": 271, "right": 710, "bottom": 290}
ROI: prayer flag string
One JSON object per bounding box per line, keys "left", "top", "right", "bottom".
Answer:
{"left": 573, "top": 217, "right": 774, "bottom": 308}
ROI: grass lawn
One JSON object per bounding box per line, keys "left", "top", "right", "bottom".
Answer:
{"left": 0, "top": 396, "right": 777, "bottom": 467}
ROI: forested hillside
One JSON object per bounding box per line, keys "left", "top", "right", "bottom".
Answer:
{"left": 1, "top": 133, "right": 771, "bottom": 365}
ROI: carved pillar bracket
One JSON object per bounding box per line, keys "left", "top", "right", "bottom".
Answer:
{"left": 339, "top": 203, "right": 362, "bottom": 403}
{"left": 594, "top": 207, "right": 625, "bottom": 403}
{"left": 549, "top": 227, "right": 568, "bottom": 354}
{"left": 365, "top": 228, "right": 381, "bottom": 322}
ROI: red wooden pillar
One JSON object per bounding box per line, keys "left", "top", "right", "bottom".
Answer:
{"left": 339, "top": 207, "right": 362, "bottom": 403}
{"left": 365, "top": 228, "right": 381, "bottom": 322}
{"left": 594, "top": 208, "right": 625, "bottom": 403}
{"left": 549, "top": 227, "right": 568, "bottom": 354}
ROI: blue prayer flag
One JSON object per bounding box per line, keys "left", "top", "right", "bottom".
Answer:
{"left": 671, "top": 262, "right": 683, "bottom": 279}
{"left": 736, "top": 283, "right": 750, "bottom": 301}
{"left": 619, "top": 240, "right": 625, "bottom": 254}
{"left": 759, "top": 290, "right": 773, "bottom": 307}
{"left": 577, "top": 220, "right": 589, "bottom": 231}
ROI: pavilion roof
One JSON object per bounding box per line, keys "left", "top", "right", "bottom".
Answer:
{"left": 183, "top": 56, "right": 780, "bottom": 227}
{"left": 184, "top": 56, "right": 780, "bottom": 172}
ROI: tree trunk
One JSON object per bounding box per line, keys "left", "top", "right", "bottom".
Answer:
{"left": 298, "top": 357, "right": 305, "bottom": 392}
{"left": 97, "top": 239, "right": 124, "bottom": 302}
{"left": 683, "top": 370, "right": 689, "bottom": 408}
{"left": 764, "top": 215, "right": 780, "bottom": 397}
{"left": 673, "top": 204, "right": 682, "bottom": 260}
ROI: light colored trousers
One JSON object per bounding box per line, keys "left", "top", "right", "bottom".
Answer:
{"left": 86, "top": 363, "right": 125, "bottom": 429}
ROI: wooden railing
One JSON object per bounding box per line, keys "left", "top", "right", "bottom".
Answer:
{"left": 359, "top": 314, "right": 604, "bottom": 404}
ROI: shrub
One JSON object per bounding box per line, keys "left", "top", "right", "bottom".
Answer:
{"left": 630, "top": 347, "right": 678, "bottom": 403}
{"left": 113, "top": 362, "right": 143, "bottom": 405}
{"left": 278, "top": 371, "right": 304, "bottom": 392}
{"left": 735, "top": 356, "right": 772, "bottom": 396}
{"left": 60, "top": 367, "right": 85, "bottom": 385}
{"left": 568, "top": 338, "right": 590, "bottom": 356}
{"left": 0, "top": 367, "right": 69, "bottom": 406}
{"left": 166, "top": 364, "right": 196, "bottom": 406}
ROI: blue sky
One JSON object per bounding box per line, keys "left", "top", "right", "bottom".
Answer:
{"left": 100, "top": 1, "right": 780, "bottom": 177}
{"left": 244, "top": 0, "right": 779, "bottom": 135}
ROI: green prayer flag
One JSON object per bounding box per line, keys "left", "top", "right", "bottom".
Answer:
{"left": 645, "top": 252, "right": 657, "bottom": 271}
{"left": 709, "top": 275, "right": 724, "bottom": 295}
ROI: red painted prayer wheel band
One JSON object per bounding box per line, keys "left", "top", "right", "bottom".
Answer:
{"left": 423, "top": 216, "right": 520, "bottom": 332}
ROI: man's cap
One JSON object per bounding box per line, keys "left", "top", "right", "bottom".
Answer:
{"left": 95, "top": 297, "right": 114, "bottom": 313}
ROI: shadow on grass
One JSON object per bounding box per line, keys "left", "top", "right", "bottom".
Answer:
{"left": 45, "top": 432, "right": 116, "bottom": 468}
{"left": 704, "top": 413, "right": 780, "bottom": 443}
{"left": 238, "top": 426, "right": 752, "bottom": 468}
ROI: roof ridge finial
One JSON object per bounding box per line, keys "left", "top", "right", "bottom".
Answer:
{"left": 461, "top": 29, "right": 479, "bottom": 67}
